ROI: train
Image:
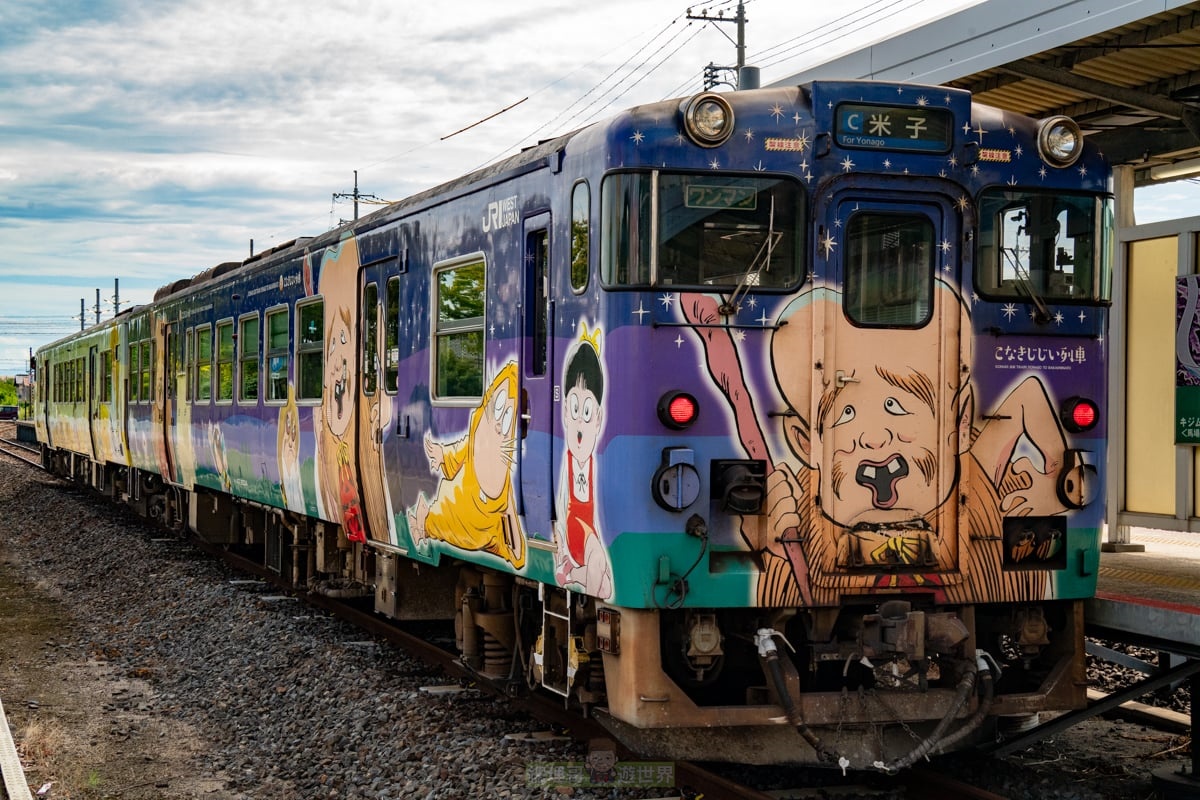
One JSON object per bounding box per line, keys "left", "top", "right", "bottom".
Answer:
{"left": 33, "top": 79, "right": 1110, "bottom": 769}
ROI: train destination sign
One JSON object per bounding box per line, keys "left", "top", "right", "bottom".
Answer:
{"left": 835, "top": 103, "right": 953, "bottom": 153}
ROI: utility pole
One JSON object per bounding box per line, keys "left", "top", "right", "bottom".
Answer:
{"left": 332, "top": 170, "right": 386, "bottom": 223}
{"left": 95, "top": 288, "right": 101, "bottom": 325}
{"left": 689, "top": 1, "right": 758, "bottom": 90}
{"left": 113, "top": 278, "right": 120, "bottom": 316}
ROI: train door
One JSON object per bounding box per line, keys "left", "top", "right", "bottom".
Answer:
{"left": 816, "top": 191, "right": 965, "bottom": 584}
{"left": 519, "top": 213, "right": 553, "bottom": 542}
{"left": 87, "top": 345, "right": 100, "bottom": 460}
{"left": 161, "top": 322, "right": 179, "bottom": 484}
{"left": 357, "top": 264, "right": 393, "bottom": 543}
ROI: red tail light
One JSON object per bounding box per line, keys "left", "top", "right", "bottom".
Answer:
{"left": 658, "top": 391, "right": 699, "bottom": 430}
{"left": 1061, "top": 397, "right": 1099, "bottom": 433}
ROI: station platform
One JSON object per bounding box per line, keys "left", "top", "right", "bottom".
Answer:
{"left": 1083, "top": 528, "right": 1200, "bottom": 799}
{"left": 1087, "top": 528, "right": 1200, "bottom": 658}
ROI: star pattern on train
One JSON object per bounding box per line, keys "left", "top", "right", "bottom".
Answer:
{"left": 1002, "top": 303, "right": 1018, "bottom": 320}
{"left": 820, "top": 230, "right": 837, "bottom": 258}
{"left": 770, "top": 103, "right": 785, "bottom": 121}
{"left": 840, "top": 156, "right": 855, "bottom": 172}
{"left": 631, "top": 130, "right": 645, "bottom": 144}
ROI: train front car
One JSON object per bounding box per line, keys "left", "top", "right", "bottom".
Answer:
{"left": 576, "top": 83, "right": 1110, "bottom": 767}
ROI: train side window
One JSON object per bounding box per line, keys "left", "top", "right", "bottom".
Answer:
{"left": 297, "top": 299, "right": 324, "bottom": 402}
{"left": 843, "top": 212, "right": 934, "bottom": 327}
{"left": 385, "top": 277, "right": 399, "bottom": 395}
{"left": 239, "top": 314, "right": 260, "bottom": 403}
{"left": 433, "top": 258, "right": 485, "bottom": 400}
{"left": 571, "top": 181, "right": 589, "bottom": 292}
{"left": 362, "top": 283, "right": 379, "bottom": 395}
{"left": 216, "top": 321, "right": 234, "bottom": 403}
{"left": 185, "top": 328, "right": 193, "bottom": 403}
{"left": 195, "top": 324, "right": 212, "bottom": 402}
{"left": 128, "top": 340, "right": 139, "bottom": 403}
{"left": 140, "top": 340, "right": 152, "bottom": 403}
{"left": 266, "top": 308, "right": 289, "bottom": 402}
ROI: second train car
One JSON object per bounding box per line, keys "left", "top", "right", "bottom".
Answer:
{"left": 34, "top": 80, "right": 1111, "bottom": 768}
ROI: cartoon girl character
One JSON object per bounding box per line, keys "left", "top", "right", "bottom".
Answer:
{"left": 408, "top": 362, "right": 526, "bottom": 569}
{"left": 554, "top": 326, "right": 612, "bottom": 598}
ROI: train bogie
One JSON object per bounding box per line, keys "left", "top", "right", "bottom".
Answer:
{"left": 34, "top": 80, "right": 1111, "bottom": 768}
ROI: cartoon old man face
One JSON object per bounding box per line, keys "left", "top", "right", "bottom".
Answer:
{"left": 772, "top": 285, "right": 972, "bottom": 529}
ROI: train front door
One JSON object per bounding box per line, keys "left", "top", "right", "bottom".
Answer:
{"left": 816, "top": 191, "right": 965, "bottom": 584}
{"left": 519, "top": 213, "right": 554, "bottom": 544}
{"left": 357, "top": 263, "right": 394, "bottom": 544}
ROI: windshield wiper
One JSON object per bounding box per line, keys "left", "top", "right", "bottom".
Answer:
{"left": 720, "top": 197, "right": 780, "bottom": 316}
{"left": 1002, "top": 247, "right": 1052, "bottom": 324}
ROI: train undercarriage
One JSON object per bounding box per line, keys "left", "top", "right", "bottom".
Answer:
{"left": 48, "top": 454, "right": 1088, "bottom": 768}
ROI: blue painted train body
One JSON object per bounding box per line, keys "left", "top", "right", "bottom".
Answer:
{"left": 34, "top": 81, "right": 1112, "bottom": 767}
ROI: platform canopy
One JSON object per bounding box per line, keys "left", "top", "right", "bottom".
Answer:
{"left": 770, "top": 0, "right": 1200, "bottom": 185}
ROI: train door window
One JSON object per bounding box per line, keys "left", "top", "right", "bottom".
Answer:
{"left": 266, "top": 307, "right": 289, "bottom": 402}
{"left": 362, "top": 283, "right": 379, "bottom": 395}
{"left": 196, "top": 324, "right": 212, "bottom": 402}
{"left": 164, "top": 328, "right": 176, "bottom": 400}
{"left": 385, "top": 277, "right": 399, "bottom": 394}
{"left": 100, "top": 349, "right": 112, "bottom": 404}
{"left": 216, "top": 320, "right": 234, "bottom": 402}
{"left": 433, "top": 257, "right": 485, "bottom": 400}
{"left": 77, "top": 356, "right": 85, "bottom": 402}
{"left": 843, "top": 213, "right": 934, "bottom": 327}
{"left": 571, "top": 181, "right": 589, "bottom": 292}
{"left": 297, "top": 299, "right": 324, "bottom": 402}
{"left": 239, "top": 313, "right": 260, "bottom": 403}
{"left": 527, "top": 229, "right": 549, "bottom": 376}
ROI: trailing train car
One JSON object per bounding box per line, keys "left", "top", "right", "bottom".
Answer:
{"left": 33, "top": 80, "right": 1111, "bottom": 768}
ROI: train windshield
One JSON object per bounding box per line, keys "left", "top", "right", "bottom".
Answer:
{"left": 601, "top": 171, "right": 805, "bottom": 290}
{"left": 977, "top": 189, "right": 1113, "bottom": 302}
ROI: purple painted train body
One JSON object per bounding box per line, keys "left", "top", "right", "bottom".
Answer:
{"left": 34, "top": 81, "right": 1111, "bottom": 768}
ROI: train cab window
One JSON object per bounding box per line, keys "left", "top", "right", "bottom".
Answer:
{"left": 844, "top": 213, "right": 934, "bottom": 327}
{"left": 600, "top": 171, "right": 804, "bottom": 290}
{"left": 433, "top": 258, "right": 485, "bottom": 399}
{"left": 195, "top": 325, "right": 212, "bottom": 402}
{"left": 297, "top": 300, "right": 323, "bottom": 401}
{"left": 239, "top": 314, "right": 260, "bottom": 403}
{"left": 216, "top": 321, "right": 234, "bottom": 402}
{"left": 571, "top": 181, "right": 589, "bottom": 292}
{"left": 385, "top": 277, "right": 399, "bottom": 394}
{"left": 977, "top": 189, "right": 1113, "bottom": 302}
{"left": 362, "top": 283, "right": 379, "bottom": 395}
{"left": 266, "top": 308, "right": 289, "bottom": 402}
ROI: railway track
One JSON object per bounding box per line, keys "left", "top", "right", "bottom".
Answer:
{"left": 0, "top": 438, "right": 1162, "bottom": 799}
{"left": 0, "top": 425, "right": 41, "bottom": 469}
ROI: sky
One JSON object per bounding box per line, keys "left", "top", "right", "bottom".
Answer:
{"left": 0, "top": 0, "right": 1191, "bottom": 376}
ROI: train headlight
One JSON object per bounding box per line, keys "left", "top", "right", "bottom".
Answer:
{"left": 1037, "top": 116, "right": 1083, "bottom": 167}
{"left": 681, "top": 93, "right": 734, "bottom": 148}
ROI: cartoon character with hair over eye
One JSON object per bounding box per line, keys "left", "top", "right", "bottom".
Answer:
{"left": 554, "top": 324, "right": 613, "bottom": 599}
{"left": 408, "top": 361, "right": 526, "bottom": 569}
